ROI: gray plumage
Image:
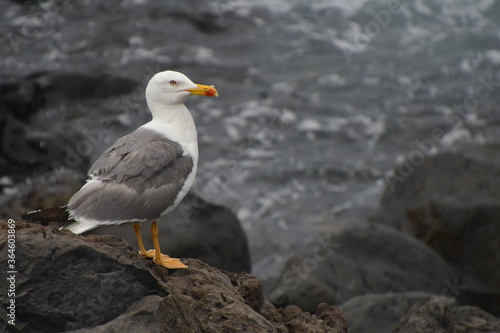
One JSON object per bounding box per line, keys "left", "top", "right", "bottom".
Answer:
{"left": 67, "top": 127, "right": 193, "bottom": 224}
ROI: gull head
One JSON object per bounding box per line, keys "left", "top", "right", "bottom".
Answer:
{"left": 145, "top": 70, "right": 218, "bottom": 107}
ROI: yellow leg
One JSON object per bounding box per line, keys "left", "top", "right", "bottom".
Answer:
{"left": 133, "top": 224, "right": 148, "bottom": 257}
{"left": 146, "top": 221, "right": 188, "bottom": 269}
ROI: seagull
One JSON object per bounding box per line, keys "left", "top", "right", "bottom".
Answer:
{"left": 22, "top": 70, "right": 218, "bottom": 269}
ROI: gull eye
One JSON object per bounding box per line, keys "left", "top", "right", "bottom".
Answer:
{"left": 169, "top": 80, "right": 177, "bottom": 86}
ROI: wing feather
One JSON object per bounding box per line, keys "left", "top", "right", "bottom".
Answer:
{"left": 68, "top": 127, "right": 194, "bottom": 223}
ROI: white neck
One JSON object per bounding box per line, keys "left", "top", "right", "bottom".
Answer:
{"left": 142, "top": 103, "right": 199, "bottom": 162}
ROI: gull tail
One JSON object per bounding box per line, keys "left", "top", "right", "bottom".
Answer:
{"left": 21, "top": 207, "right": 70, "bottom": 225}
{"left": 22, "top": 207, "right": 95, "bottom": 234}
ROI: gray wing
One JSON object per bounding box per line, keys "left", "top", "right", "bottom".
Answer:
{"left": 68, "top": 128, "right": 194, "bottom": 223}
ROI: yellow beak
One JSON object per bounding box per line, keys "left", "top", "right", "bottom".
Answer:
{"left": 186, "top": 84, "right": 218, "bottom": 97}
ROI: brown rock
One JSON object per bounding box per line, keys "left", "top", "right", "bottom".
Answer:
{"left": 392, "top": 298, "right": 500, "bottom": 333}
{"left": 0, "top": 220, "right": 347, "bottom": 333}
{"left": 278, "top": 304, "right": 348, "bottom": 333}
{"left": 339, "top": 292, "right": 439, "bottom": 333}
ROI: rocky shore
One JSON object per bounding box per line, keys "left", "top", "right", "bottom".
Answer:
{"left": 0, "top": 221, "right": 348, "bottom": 333}
{"left": 270, "top": 144, "right": 500, "bottom": 331}
{"left": 2, "top": 135, "right": 500, "bottom": 332}
{"left": 2, "top": 1, "right": 500, "bottom": 332}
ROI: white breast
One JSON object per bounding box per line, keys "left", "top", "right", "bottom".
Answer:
{"left": 141, "top": 104, "right": 199, "bottom": 216}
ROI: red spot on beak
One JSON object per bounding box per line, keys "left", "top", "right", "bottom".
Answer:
{"left": 205, "top": 87, "right": 217, "bottom": 97}
{"left": 186, "top": 84, "right": 219, "bottom": 97}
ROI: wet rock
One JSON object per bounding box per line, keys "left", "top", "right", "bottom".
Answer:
{"left": 339, "top": 292, "right": 438, "bottom": 333}
{"left": 371, "top": 144, "right": 500, "bottom": 291}
{"left": 90, "top": 192, "right": 252, "bottom": 273}
{"left": 0, "top": 220, "right": 347, "bottom": 333}
{"left": 393, "top": 297, "right": 500, "bottom": 333}
{"left": 269, "top": 223, "right": 499, "bottom": 315}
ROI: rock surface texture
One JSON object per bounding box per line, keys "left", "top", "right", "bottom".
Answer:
{"left": 393, "top": 298, "right": 500, "bottom": 333}
{"left": 270, "top": 223, "right": 485, "bottom": 312}
{"left": 339, "top": 292, "right": 438, "bottom": 333}
{"left": 0, "top": 221, "right": 348, "bottom": 333}
{"left": 371, "top": 146, "right": 500, "bottom": 289}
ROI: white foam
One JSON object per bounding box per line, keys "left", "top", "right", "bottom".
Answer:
{"left": 297, "top": 118, "right": 322, "bottom": 131}
{"left": 485, "top": 49, "right": 500, "bottom": 65}
{"left": 318, "top": 73, "right": 346, "bottom": 87}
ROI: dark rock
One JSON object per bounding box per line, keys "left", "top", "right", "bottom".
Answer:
{"left": 161, "top": 0, "right": 229, "bottom": 34}
{"left": 0, "top": 71, "right": 135, "bottom": 122}
{"left": 0, "top": 221, "right": 166, "bottom": 333}
{"left": 314, "top": 303, "right": 350, "bottom": 333}
{"left": 392, "top": 297, "right": 500, "bottom": 333}
{"left": 0, "top": 220, "right": 348, "bottom": 333}
{"left": 269, "top": 223, "right": 500, "bottom": 315}
{"left": 0, "top": 112, "right": 90, "bottom": 177}
{"left": 371, "top": 145, "right": 500, "bottom": 291}
{"left": 90, "top": 192, "right": 252, "bottom": 273}
{"left": 30, "top": 71, "right": 137, "bottom": 101}
{"left": 225, "top": 271, "right": 265, "bottom": 311}
{"left": 0, "top": 70, "right": 139, "bottom": 178}
{"left": 339, "top": 292, "right": 439, "bottom": 333}
{"left": 260, "top": 302, "right": 289, "bottom": 333}
{"left": 0, "top": 115, "right": 44, "bottom": 171}
{"left": 171, "top": 11, "right": 228, "bottom": 34}
{"left": 0, "top": 167, "right": 83, "bottom": 221}
{"left": 270, "top": 223, "right": 457, "bottom": 312}
{"left": 72, "top": 295, "right": 163, "bottom": 333}
{"left": 0, "top": 115, "right": 78, "bottom": 177}
{"left": 278, "top": 304, "right": 348, "bottom": 333}
{"left": 0, "top": 76, "right": 44, "bottom": 122}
